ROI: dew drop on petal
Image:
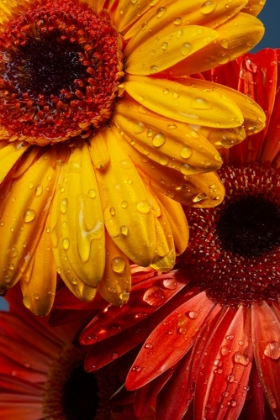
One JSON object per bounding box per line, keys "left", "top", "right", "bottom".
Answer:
{"left": 62, "top": 238, "right": 70, "bottom": 250}
{"left": 23, "top": 209, "right": 36, "bottom": 223}
{"left": 181, "top": 42, "right": 192, "bottom": 56}
{"left": 191, "top": 97, "right": 212, "bottom": 110}
{"left": 180, "top": 147, "right": 192, "bottom": 159}
{"left": 111, "top": 352, "right": 119, "bottom": 360}
{"left": 35, "top": 185, "right": 43, "bottom": 196}
{"left": 200, "top": 1, "right": 217, "bottom": 14}
{"left": 120, "top": 225, "right": 128, "bottom": 236}
{"left": 220, "top": 346, "right": 230, "bottom": 356}
{"left": 264, "top": 341, "right": 280, "bottom": 360}
{"left": 156, "top": 7, "right": 166, "bottom": 18}
{"left": 9, "top": 247, "right": 18, "bottom": 257}
{"left": 121, "top": 201, "right": 128, "bottom": 209}
{"left": 88, "top": 189, "right": 96, "bottom": 198}
{"left": 143, "top": 286, "right": 166, "bottom": 307}
{"left": 60, "top": 198, "right": 68, "bottom": 214}
{"left": 234, "top": 352, "right": 250, "bottom": 366}
{"left": 144, "top": 343, "right": 152, "bottom": 349}
{"left": 152, "top": 132, "right": 166, "bottom": 147}
{"left": 173, "top": 17, "right": 182, "bottom": 26}
{"left": 111, "top": 257, "right": 126, "bottom": 273}
{"left": 133, "top": 122, "right": 145, "bottom": 134}
{"left": 161, "top": 42, "right": 168, "bottom": 51}
{"left": 188, "top": 311, "right": 198, "bottom": 319}
{"left": 162, "top": 278, "right": 177, "bottom": 289}
{"left": 137, "top": 200, "right": 151, "bottom": 214}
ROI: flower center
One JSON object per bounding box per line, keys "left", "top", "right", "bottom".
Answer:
{"left": 217, "top": 195, "right": 280, "bottom": 257}
{"left": 0, "top": 0, "right": 124, "bottom": 145}
{"left": 183, "top": 163, "right": 280, "bottom": 305}
{"left": 43, "top": 345, "right": 120, "bottom": 419}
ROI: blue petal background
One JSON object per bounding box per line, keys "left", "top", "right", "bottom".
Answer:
{"left": 0, "top": 0, "right": 279, "bottom": 311}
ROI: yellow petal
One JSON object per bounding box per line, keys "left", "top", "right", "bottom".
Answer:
{"left": 163, "top": 13, "right": 264, "bottom": 76}
{"left": 111, "top": 125, "right": 225, "bottom": 208}
{"left": 20, "top": 214, "right": 57, "bottom": 316}
{"left": 125, "top": 0, "right": 246, "bottom": 51}
{"left": 88, "top": 130, "right": 110, "bottom": 170}
{"left": 113, "top": 96, "right": 223, "bottom": 174}
{"left": 0, "top": 147, "right": 60, "bottom": 293}
{"left": 243, "top": 0, "right": 266, "bottom": 16}
{"left": 51, "top": 143, "right": 105, "bottom": 290}
{"left": 0, "top": 142, "right": 28, "bottom": 184}
{"left": 97, "top": 232, "right": 131, "bottom": 306}
{"left": 153, "top": 190, "right": 189, "bottom": 255}
{"left": 124, "top": 75, "right": 244, "bottom": 128}
{"left": 182, "top": 78, "right": 266, "bottom": 136}
{"left": 112, "top": 0, "right": 162, "bottom": 33}
{"left": 200, "top": 126, "right": 247, "bottom": 149}
{"left": 126, "top": 25, "right": 217, "bottom": 76}
{"left": 95, "top": 128, "right": 157, "bottom": 266}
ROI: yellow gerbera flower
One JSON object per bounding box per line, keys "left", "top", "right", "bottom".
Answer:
{"left": 0, "top": 0, "right": 265, "bottom": 315}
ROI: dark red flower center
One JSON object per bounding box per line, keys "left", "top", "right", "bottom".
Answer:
{"left": 43, "top": 345, "right": 120, "bottom": 419}
{"left": 0, "top": 0, "right": 124, "bottom": 144}
{"left": 183, "top": 163, "right": 280, "bottom": 305}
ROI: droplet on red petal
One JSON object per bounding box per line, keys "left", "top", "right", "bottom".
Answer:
{"left": 142, "top": 286, "right": 166, "bottom": 307}
{"left": 264, "top": 341, "right": 280, "bottom": 360}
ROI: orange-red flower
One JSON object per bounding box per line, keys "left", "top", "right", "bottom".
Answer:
{"left": 52, "top": 49, "right": 280, "bottom": 420}
{"left": 0, "top": 285, "right": 155, "bottom": 419}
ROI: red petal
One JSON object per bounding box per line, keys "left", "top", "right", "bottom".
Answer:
{"left": 251, "top": 302, "right": 280, "bottom": 418}
{"left": 240, "top": 361, "right": 266, "bottom": 420}
{"left": 157, "top": 352, "right": 193, "bottom": 420}
{"left": 134, "top": 365, "right": 177, "bottom": 418}
{"left": 80, "top": 271, "right": 186, "bottom": 345}
{"left": 126, "top": 292, "right": 214, "bottom": 390}
{"left": 194, "top": 306, "right": 252, "bottom": 420}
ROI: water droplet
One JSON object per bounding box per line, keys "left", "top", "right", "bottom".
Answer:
{"left": 132, "top": 365, "right": 143, "bottom": 373}
{"left": 156, "top": 7, "right": 166, "bottom": 18}
{"left": 163, "top": 88, "right": 170, "bottom": 95}
{"left": 181, "top": 42, "right": 192, "bottom": 56}
{"left": 191, "top": 97, "right": 212, "bottom": 110}
{"left": 8, "top": 263, "right": 14, "bottom": 271}
{"left": 119, "top": 291, "right": 130, "bottom": 303}
{"left": 162, "top": 278, "right": 177, "bottom": 289}
{"left": 35, "top": 185, "right": 43, "bottom": 196}
{"left": 34, "top": 293, "right": 39, "bottom": 300}
{"left": 23, "top": 209, "right": 36, "bottom": 223}
{"left": 161, "top": 42, "right": 168, "bottom": 51}
{"left": 88, "top": 189, "right": 96, "bottom": 198}
{"left": 173, "top": 17, "right": 182, "bottom": 26}
{"left": 188, "top": 311, "right": 198, "bottom": 319}
{"left": 110, "top": 207, "right": 116, "bottom": 216}
{"left": 133, "top": 121, "right": 145, "bottom": 134}
{"left": 62, "top": 238, "right": 70, "bottom": 250}
{"left": 172, "top": 92, "right": 180, "bottom": 99}
{"left": 121, "top": 201, "right": 128, "bottom": 209}
{"left": 9, "top": 247, "right": 18, "bottom": 257}
{"left": 28, "top": 182, "right": 34, "bottom": 190}
{"left": 264, "top": 341, "right": 280, "bottom": 360}
{"left": 143, "top": 286, "right": 165, "bottom": 307}
{"left": 72, "top": 277, "right": 77, "bottom": 285}
{"left": 144, "top": 343, "right": 152, "bottom": 349}
{"left": 152, "top": 132, "right": 166, "bottom": 147}
{"left": 120, "top": 225, "right": 128, "bottom": 236}
{"left": 220, "top": 38, "right": 229, "bottom": 49}
{"left": 227, "top": 374, "right": 235, "bottom": 383}
{"left": 60, "top": 198, "right": 68, "bottom": 214}
{"left": 176, "top": 29, "right": 184, "bottom": 39}
{"left": 111, "top": 257, "right": 126, "bottom": 273}
{"left": 220, "top": 346, "right": 230, "bottom": 356}
{"left": 150, "top": 65, "right": 160, "bottom": 74}
{"left": 178, "top": 326, "right": 187, "bottom": 334}
{"left": 137, "top": 201, "right": 151, "bottom": 214}
{"left": 180, "top": 147, "right": 192, "bottom": 159}
{"left": 234, "top": 352, "right": 250, "bottom": 366}
{"left": 193, "top": 192, "right": 207, "bottom": 203}
{"left": 200, "top": 1, "right": 217, "bottom": 14}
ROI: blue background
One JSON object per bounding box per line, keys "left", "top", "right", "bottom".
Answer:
{"left": 0, "top": 0, "right": 279, "bottom": 312}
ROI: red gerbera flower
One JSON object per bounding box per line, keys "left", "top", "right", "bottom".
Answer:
{"left": 0, "top": 285, "right": 155, "bottom": 420}
{"left": 51, "top": 48, "right": 280, "bottom": 420}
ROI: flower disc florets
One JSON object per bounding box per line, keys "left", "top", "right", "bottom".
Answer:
{"left": 184, "top": 163, "right": 280, "bottom": 306}
{"left": 0, "top": 0, "right": 124, "bottom": 145}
